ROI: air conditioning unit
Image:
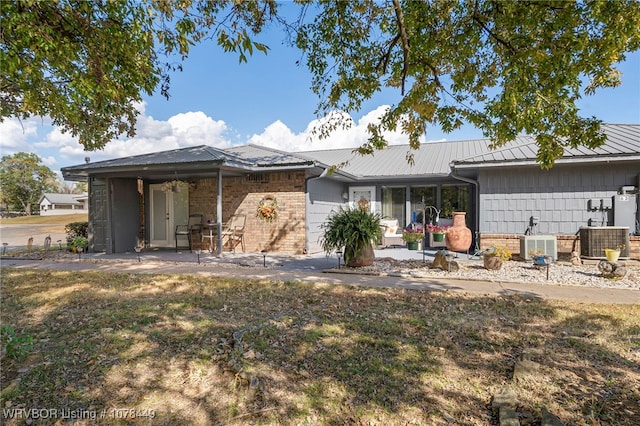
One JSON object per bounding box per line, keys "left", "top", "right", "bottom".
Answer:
{"left": 520, "top": 235, "right": 558, "bottom": 260}
{"left": 579, "top": 226, "right": 630, "bottom": 259}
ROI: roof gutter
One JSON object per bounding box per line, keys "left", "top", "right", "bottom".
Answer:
{"left": 449, "top": 163, "right": 480, "bottom": 239}
{"left": 453, "top": 154, "right": 640, "bottom": 169}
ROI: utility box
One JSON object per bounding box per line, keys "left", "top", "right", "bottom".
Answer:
{"left": 613, "top": 194, "right": 637, "bottom": 234}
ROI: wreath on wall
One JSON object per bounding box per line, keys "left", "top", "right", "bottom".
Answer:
{"left": 257, "top": 196, "right": 279, "bottom": 223}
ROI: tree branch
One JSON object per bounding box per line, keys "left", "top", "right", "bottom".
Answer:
{"left": 376, "top": 34, "right": 400, "bottom": 74}
{"left": 472, "top": 0, "right": 516, "bottom": 55}
{"left": 392, "top": 0, "right": 410, "bottom": 95}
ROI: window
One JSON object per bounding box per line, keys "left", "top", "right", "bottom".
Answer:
{"left": 441, "top": 184, "right": 470, "bottom": 220}
{"left": 381, "top": 187, "right": 406, "bottom": 228}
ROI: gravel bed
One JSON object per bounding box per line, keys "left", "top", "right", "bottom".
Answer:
{"left": 348, "top": 259, "right": 640, "bottom": 290}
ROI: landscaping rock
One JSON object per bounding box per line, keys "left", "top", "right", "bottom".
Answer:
{"left": 570, "top": 251, "right": 582, "bottom": 266}
{"left": 541, "top": 407, "right": 565, "bottom": 426}
{"left": 483, "top": 253, "right": 503, "bottom": 270}
{"left": 432, "top": 250, "right": 459, "bottom": 272}
{"left": 492, "top": 387, "right": 518, "bottom": 411}
{"left": 513, "top": 359, "right": 540, "bottom": 382}
{"left": 492, "top": 387, "right": 520, "bottom": 426}
{"left": 499, "top": 408, "right": 520, "bottom": 426}
{"left": 597, "top": 260, "right": 628, "bottom": 279}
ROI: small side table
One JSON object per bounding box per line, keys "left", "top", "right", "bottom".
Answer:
{"left": 202, "top": 223, "right": 218, "bottom": 253}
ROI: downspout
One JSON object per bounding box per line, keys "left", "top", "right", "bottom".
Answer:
{"left": 449, "top": 162, "right": 480, "bottom": 243}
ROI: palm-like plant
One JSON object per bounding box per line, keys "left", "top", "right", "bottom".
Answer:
{"left": 321, "top": 206, "right": 382, "bottom": 267}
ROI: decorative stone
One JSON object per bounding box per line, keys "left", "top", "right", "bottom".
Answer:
{"left": 432, "top": 250, "right": 459, "bottom": 272}
{"left": 513, "top": 359, "right": 540, "bottom": 382}
{"left": 570, "top": 251, "right": 582, "bottom": 266}
{"left": 445, "top": 212, "right": 472, "bottom": 252}
{"left": 483, "top": 253, "right": 503, "bottom": 270}
{"left": 597, "top": 260, "right": 628, "bottom": 279}
{"left": 492, "top": 387, "right": 518, "bottom": 411}
{"left": 541, "top": 407, "right": 565, "bottom": 426}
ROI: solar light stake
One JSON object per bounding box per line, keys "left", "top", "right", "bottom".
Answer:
{"left": 261, "top": 249, "right": 268, "bottom": 267}
{"left": 134, "top": 246, "right": 142, "bottom": 262}
{"left": 336, "top": 250, "right": 343, "bottom": 268}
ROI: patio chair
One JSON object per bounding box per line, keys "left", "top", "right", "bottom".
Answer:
{"left": 175, "top": 214, "right": 203, "bottom": 252}
{"left": 379, "top": 218, "right": 404, "bottom": 248}
{"left": 221, "top": 214, "right": 246, "bottom": 253}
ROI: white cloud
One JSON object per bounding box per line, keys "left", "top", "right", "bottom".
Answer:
{"left": 248, "top": 105, "right": 416, "bottom": 152}
{"left": 0, "top": 117, "right": 39, "bottom": 151}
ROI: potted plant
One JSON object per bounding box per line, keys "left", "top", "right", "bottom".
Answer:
{"left": 426, "top": 224, "right": 449, "bottom": 242}
{"left": 483, "top": 245, "right": 512, "bottom": 270}
{"left": 402, "top": 228, "right": 424, "bottom": 250}
{"left": 604, "top": 244, "right": 625, "bottom": 262}
{"left": 162, "top": 179, "right": 188, "bottom": 193}
{"left": 321, "top": 206, "right": 382, "bottom": 267}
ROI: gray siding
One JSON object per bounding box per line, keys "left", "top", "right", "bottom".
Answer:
{"left": 111, "top": 178, "right": 141, "bottom": 253}
{"left": 306, "top": 177, "right": 346, "bottom": 253}
{"left": 479, "top": 162, "right": 640, "bottom": 235}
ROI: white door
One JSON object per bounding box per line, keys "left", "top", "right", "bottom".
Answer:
{"left": 349, "top": 186, "right": 376, "bottom": 212}
{"left": 149, "top": 184, "right": 189, "bottom": 247}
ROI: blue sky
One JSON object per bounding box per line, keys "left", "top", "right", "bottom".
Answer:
{"left": 1, "top": 21, "right": 639, "bottom": 182}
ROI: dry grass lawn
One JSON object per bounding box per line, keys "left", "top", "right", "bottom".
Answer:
{"left": 0, "top": 214, "right": 88, "bottom": 225}
{"left": 1, "top": 269, "right": 639, "bottom": 425}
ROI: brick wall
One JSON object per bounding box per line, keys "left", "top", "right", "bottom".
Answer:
{"left": 480, "top": 233, "right": 640, "bottom": 260}
{"left": 188, "top": 171, "right": 307, "bottom": 254}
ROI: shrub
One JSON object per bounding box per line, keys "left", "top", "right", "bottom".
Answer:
{"left": 69, "top": 236, "right": 89, "bottom": 253}
{"left": 321, "top": 207, "right": 382, "bottom": 266}
{"left": 65, "top": 221, "right": 88, "bottom": 246}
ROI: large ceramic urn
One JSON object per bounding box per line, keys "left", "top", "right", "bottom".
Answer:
{"left": 445, "top": 212, "right": 472, "bottom": 252}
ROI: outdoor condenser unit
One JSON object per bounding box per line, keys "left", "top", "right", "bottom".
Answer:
{"left": 579, "top": 226, "right": 630, "bottom": 259}
{"left": 519, "top": 235, "right": 558, "bottom": 260}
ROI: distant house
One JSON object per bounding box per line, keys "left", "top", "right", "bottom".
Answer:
{"left": 39, "top": 193, "right": 88, "bottom": 216}
{"left": 61, "top": 124, "right": 639, "bottom": 258}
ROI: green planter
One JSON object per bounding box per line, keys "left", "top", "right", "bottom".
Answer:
{"left": 407, "top": 241, "right": 419, "bottom": 250}
{"left": 433, "top": 233, "right": 444, "bottom": 242}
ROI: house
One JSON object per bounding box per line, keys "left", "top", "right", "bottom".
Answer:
{"left": 38, "top": 193, "right": 88, "bottom": 216}
{"left": 61, "top": 124, "right": 640, "bottom": 258}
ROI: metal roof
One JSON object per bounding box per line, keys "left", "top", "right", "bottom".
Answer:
{"left": 301, "top": 124, "right": 640, "bottom": 176}
{"left": 62, "top": 145, "right": 251, "bottom": 173}
{"left": 300, "top": 137, "right": 519, "bottom": 178}
{"left": 61, "top": 144, "right": 317, "bottom": 181}
{"left": 452, "top": 124, "right": 640, "bottom": 168}
{"left": 224, "top": 144, "right": 315, "bottom": 168}
{"left": 61, "top": 124, "right": 639, "bottom": 181}
{"left": 39, "top": 193, "right": 87, "bottom": 205}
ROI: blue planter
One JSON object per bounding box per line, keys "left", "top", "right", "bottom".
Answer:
{"left": 533, "top": 255, "right": 550, "bottom": 266}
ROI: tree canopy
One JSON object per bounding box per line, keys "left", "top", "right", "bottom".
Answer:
{"left": 0, "top": 152, "right": 58, "bottom": 214}
{"left": 2, "top": 0, "right": 639, "bottom": 167}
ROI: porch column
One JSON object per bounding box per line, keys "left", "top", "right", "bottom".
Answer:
{"left": 216, "top": 172, "right": 223, "bottom": 255}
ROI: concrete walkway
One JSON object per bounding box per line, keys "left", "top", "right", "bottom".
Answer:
{"left": 2, "top": 247, "right": 638, "bottom": 305}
